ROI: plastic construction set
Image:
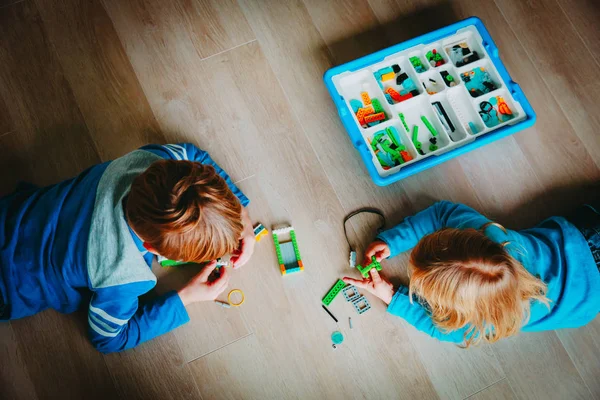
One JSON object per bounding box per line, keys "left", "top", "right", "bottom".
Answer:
{"left": 324, "top": 17, "right": 535, "bottom": 186}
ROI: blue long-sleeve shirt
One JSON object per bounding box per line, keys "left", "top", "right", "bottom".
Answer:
{"left": 378, "top": 201, "right": 600, "bottom": 344}
{"left": 0, "top": 143, "right": 249, "bottom": 353}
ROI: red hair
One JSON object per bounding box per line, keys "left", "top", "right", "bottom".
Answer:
{"left": 126, "top": 160, "right": 243, "bottom": 262}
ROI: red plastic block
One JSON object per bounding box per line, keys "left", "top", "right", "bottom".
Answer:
{"left": 385, "top": 87, "right": 402, "bottom": 102}
{"left": 400, "top": 150, "right": 413, "bottom": 162}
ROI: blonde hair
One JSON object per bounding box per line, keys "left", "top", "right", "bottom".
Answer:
{"left": 126, "top": 160, "right": 243, "bottom": 263}
{"left": 409, "top": 226, "right": 549, "bottom": 346}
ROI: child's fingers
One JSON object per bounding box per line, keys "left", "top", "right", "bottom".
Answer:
{"left": 342, "top": 277, "right": 369, "bottom": 289}
{"left": 369, "top": 269, "right": 382, "bottom": 284}
{"left": 197, "top": 260, "right": 218, "bottom": 282}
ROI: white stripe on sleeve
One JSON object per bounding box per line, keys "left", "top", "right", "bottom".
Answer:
{"left": 89, "top": 304, "right": 128, "bottom": 325}
{"left": 88, "top": 316, "right": 120, "bottom": 338}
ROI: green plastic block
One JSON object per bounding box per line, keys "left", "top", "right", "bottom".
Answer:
{"left": 322, "top": 279, "right": 346, "bottom": 306}
{"left": 399, "top": 113, "right": 409, "bottom": 132}
{"left": 371, "top": 98, "right": 384, "bottom": 114}
{"left": 356, "top": 256, "right": 383, "bottom": 278}
{"left": 421, "top": 115, "right": 438, "bottom": 136}
{"left": 272, "top": 233, "right": 284, "bottom": 265}
{"left": 290, "top": 230, "right": 302, "bottom": 261}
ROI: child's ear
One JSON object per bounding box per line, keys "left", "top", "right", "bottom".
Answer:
{"left": 143, "top": 242, "right": 159, "bottom": 255}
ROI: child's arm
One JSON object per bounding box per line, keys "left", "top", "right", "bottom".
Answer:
{"left": 377, "top": 201, "right": 489, "bottom": 258}
{"left": 139, "top": 143, "right": 249, "bottom": 207}
{"left": 87, "top": 283, "right": 189, "bottom": 354}
{"left": 387, "top": 285, "right": 467, "bottom": 344}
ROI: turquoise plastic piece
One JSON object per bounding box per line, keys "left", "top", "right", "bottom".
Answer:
{"left": 323, "top": 17, "right": 536, "bottom": 186}
{"left": 331, "top": 331, "right": 344, "bottom": 345}
{"left": 349, "top": 99, "right": 362, "bottom": 113}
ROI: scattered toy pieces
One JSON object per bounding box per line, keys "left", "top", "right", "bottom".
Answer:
{"left": 410, "top": 56, "right": 427, "bottom": 73}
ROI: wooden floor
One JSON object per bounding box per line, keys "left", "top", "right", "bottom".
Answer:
{"left": 1, "top": 0, "right": 599, "bottom": 399}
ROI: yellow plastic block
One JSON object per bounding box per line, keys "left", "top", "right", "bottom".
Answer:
{"left": 360, "top": 91, "right": 371, "bottom": 105}
{"left": 381, "top": 72, "right": 395, "bottom": 81}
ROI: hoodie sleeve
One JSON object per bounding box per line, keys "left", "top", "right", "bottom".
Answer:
{"left": 87, "top": 281, "right": 189, "bottom": 354}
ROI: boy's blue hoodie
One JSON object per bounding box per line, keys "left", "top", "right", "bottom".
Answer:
{"left": 378, "top": 201, "right": 600, "bottom": 343}
{"left": 0, "top": 144, "right": 248, "bottom": 353}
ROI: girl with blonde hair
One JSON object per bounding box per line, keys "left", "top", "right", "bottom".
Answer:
{"left": 344, "top": 201, "right": 600, "bottom": 345}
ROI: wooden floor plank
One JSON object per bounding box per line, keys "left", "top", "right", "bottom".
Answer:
{"left": 556, "top": 316, "right": 600, "bottom": 397}
{"left": 494, "top": 0, "right": 600, "bottom": 171}
{"left": 34, "top": 0, "right": 164, "bottom": 161}
{"left": 10, "top": 311, "right": 119, "bottom": 400}
{"left": 103, "top": 334, "right": 203, "bottom": 400}
{"left": 556, "top": 0, "right": 600, "bottom": 68}
{"left": 0, "top": 0, "right": 100, "bottom": 191}
{"left": 468, "top": 379, "right": 516, "bottom": 400}
{"left": 0, "top": 91, "right": 12, "bottom": 137}
{"left": 187, "top": 334, "right": 290, "bottom": 400}
{"left": 301, "top": 0, "right": 386, "bottom": 65}
{"left": 493, "top": 331, "right": 591, "bottom": 400}
{"left": 0, "top": 322, "right": 38, "bottom": 400}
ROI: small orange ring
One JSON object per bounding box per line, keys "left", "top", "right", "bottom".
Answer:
{"left": 227, "top": 289, "right": 245, "bottom": 307}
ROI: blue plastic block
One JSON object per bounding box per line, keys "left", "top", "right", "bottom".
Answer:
{"left": 349, "top": 99, "right": 362, "bottom": 113}
{"left": 352, "top": 295, "right": 371, "bottom": 314}
{"left": 323, "top": 17, "right": 536, "bottom": 186}
{"left": 342, "top": 285, "right": 360, "bottom": 302}
{"left": 285, "top": 267, "right": 301, "bottom": 273}
{"left": 384, "top": 93, "right": 393, "bottom": 104}
{"left": 377, "top": 67, "right": 394, "bottom": 75}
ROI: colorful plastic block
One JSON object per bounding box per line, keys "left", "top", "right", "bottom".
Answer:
{"left": 384, "top": 93, "right": 393, "bottom": 104}
{"left": 385, "top": 87, "right": 401, "bottom": 102}
{"left": 421, "top": 115, "right": 438, "bottom": 136}
{"left": 349, "top": 99, "right": 363, "bottom": 113}
{"left": 352, "top": 295, "right": 371, "bottom": 314}
{"left": 364, "top": 112, "right": 385, "bottom": 123}
{"left": 356, "top": 256, "right": 382, "bottom": 279}
{"left": 381, "top": 72, "right": 395, "bottom": 81}
{"left": 371, "top": 98, "right": 384, "bottom": 114}
{"left": 342, "top": 285, "right": 360, "bottom": 302}
{"left": 360, "top": 91, "right": 371, "bottom": 105}
{"left": 322, "top": 279, "right": 346, "bottom": 306}
{"left": 273, "top": 226, "right": 304, "bottom": 276}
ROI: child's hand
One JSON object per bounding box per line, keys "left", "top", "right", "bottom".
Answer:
{"left": 363, "top": 240, "right": 391, "bottom": 265}
{"left": 178, "top": 261, "right": 230, "bottom": 306}
{"left": 230, "top": 207, "right": 255, "bottom": 269}
{"left": 343, "top": 269, "right": 395, "bottom": 305}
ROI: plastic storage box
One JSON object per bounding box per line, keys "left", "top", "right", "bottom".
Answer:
{"left": 324, "top": 17, "right": 535, "bottom": 186}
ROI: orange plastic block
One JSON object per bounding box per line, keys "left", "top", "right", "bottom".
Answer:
{"left": 364, "top": 112, "right": 385, "bottom": 123}
{"left": 400, "top": 150, "right": 413, "bottom": 162}
{"left": 385, "top": 87, "right": 402, "bottom": 102}
{"left": 496, "top": 96, "right": 512, "bottom": 115}
{"left": 360, "top": 91, "right": 371, "bottom": 105}
{"left": 298, "top": 260, "right": 305, "bottom": 271}
{"left": 356, "top": 106, "right": 374, "bottom": 125}
{"left": 381, "top": 72, "right": 395, "bottom": 81}
{"left": 280, "top": 264, "right": 286, "bottom": 275}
